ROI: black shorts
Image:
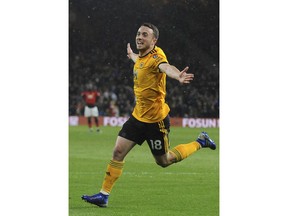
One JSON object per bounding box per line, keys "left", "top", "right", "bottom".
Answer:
{"left": 118, "top": 115, "right": 170, "bottom": 156}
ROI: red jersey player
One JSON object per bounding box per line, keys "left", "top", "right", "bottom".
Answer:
{"left": 81, "top": 84, "right": 101, "bottom": 132}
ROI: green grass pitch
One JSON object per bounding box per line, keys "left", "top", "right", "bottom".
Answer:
{"left": 69, "top": 125, "right": 219, "bottom": 216}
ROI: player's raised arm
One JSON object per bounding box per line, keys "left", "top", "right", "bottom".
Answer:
{"left": 127, "top": 43, "right": 138, "bottom": 63}
{"left": 159, "top": 63, "right": 194, "bottom": 84}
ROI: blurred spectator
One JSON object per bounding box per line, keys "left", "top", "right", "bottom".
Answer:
{"left": 109, "top": 100, "right": 120, "bottom": 117}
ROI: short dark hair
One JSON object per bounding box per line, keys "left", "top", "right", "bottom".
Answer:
{"left": 141, "top": 23, "right": 159, "bottom": 40}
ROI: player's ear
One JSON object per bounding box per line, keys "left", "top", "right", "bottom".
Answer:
{"left": 152, "top": 37, "right": 157, "bottom": 45}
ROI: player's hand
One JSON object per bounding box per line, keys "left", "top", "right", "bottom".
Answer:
{"left": 179, "top": 67, "right": 194, "bottom": 84}
{"left": 127, "top": 43, "right": 134, "bottom": 59}
{"left": 127, "top": 43, "right": 138, "bottom": 63}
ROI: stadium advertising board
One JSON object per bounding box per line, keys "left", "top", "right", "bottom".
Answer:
{"left": 182, "top": 118, "right": 219, "bottom": 128}
{"left": 69, "top": 116, "right": 219, "bottom": 128}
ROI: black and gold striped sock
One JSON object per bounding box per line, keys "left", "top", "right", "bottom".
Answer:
{"left": 169, "top": 141, "right": 201, "bottom": 162}
{"left": 101, "top": 160, "right": 124, "bottom": 194}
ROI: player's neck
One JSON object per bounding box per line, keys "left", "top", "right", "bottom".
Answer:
{"left": 139, "top": 46, "right": 155, "bottom": 57}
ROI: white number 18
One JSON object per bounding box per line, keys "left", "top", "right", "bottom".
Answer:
{"left": 149, "top": 140, "right": 162, "bottom": 150}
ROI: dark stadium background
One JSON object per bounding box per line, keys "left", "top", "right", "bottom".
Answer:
{"left": 69, "top": 0, "right": 219, "bottom": 118}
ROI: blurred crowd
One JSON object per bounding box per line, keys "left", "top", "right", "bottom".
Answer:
{"left": 69, "top": 0, "right": 219, "bottom": 118}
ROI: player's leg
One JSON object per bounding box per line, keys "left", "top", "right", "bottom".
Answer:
{"left": 150, "top": 116, "right": 216, "bottom": 167}
{"left": 101, "top": 136, "right": 136, "bottom": 194}
{"left": 94, "top": 117, "right": 100, "bottom": 132}
{"left": 94, "top": 117, "right": 99, "bottom": 127}
{"left": 81, "top": 136, "right": 136, "bottom": 207}
{"left": 84, "top": 106, "right": 93, "bottom": 131}
{"left": 82, "top": 116, "right": 144, "bottom": 207}
{"left": 167, "top": 141, "right": 201, "bottom": 164}
{"left": 87, "top": 117, "right": 92, "bottom": 130}
{"left": 153, "top": 136, "right": 215, "bottom": 167}
{"left": 92, "top": 106, "right": 101, "bottom": 132}
{"left": 169, "top": 132, "right": 216, "bottom": 163}
{"left": 146, "top": 115, "right": 174, "bottom": 167}
{"left": 101, "top": 116, "right": 145, "bottom": 193}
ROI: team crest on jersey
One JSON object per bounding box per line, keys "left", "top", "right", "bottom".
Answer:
{"left": 139, "top": 62, "right": 144, "bottom": 68}
{"left": 153, "top": 54, "right": 158, "bottom": 59}
{"left": 155, "top": 56, "right": 163, "bottom": 63}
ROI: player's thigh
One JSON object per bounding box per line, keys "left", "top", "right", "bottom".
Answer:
{"left": 91, "top": 106, "right": 99, "bottom": 117}
{"left": 118, "top": 115, "right": 146, "bottom": 145}
{"left": 84, "top": 106, "right": 92, "bottom": 117}
{"left": 113, "top": 136, "right": 136, "bottom": 161}
{"left": 146, "top": 116, "right": 170, "bottom": 156}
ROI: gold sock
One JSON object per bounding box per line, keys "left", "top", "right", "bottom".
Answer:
{"left": 169, "top": 141, "right": 201, "bottom": 162}
{"left": 101, "top": 160, "right": 124, "bottom": 194}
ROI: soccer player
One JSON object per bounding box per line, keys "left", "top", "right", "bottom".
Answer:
{"left": 82, "top": 23, "right": 216, "bottom": 207}
{"left": 81, "top": 83, "right": 101, "bottom": 132}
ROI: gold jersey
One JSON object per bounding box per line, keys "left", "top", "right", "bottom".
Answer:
{"left": 132, "top": 46, "right": 170, "bottom": 123}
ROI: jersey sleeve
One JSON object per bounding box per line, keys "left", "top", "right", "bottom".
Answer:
{"left": 152, "top": 47, "right": 168, "bottom": 70}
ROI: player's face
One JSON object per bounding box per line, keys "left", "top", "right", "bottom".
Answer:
{"left": 135, "top": 26, "right": 157, "bottom": 52}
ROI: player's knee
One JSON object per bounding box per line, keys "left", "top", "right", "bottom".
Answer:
{"left": 156, "top": 160, "right": 169, "bottom": 168}
{"left": 112, "top": 146, "right": 127, "bottom": 161}
{"left": 113, "top": 147, "right": 122, "bottom": 158}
